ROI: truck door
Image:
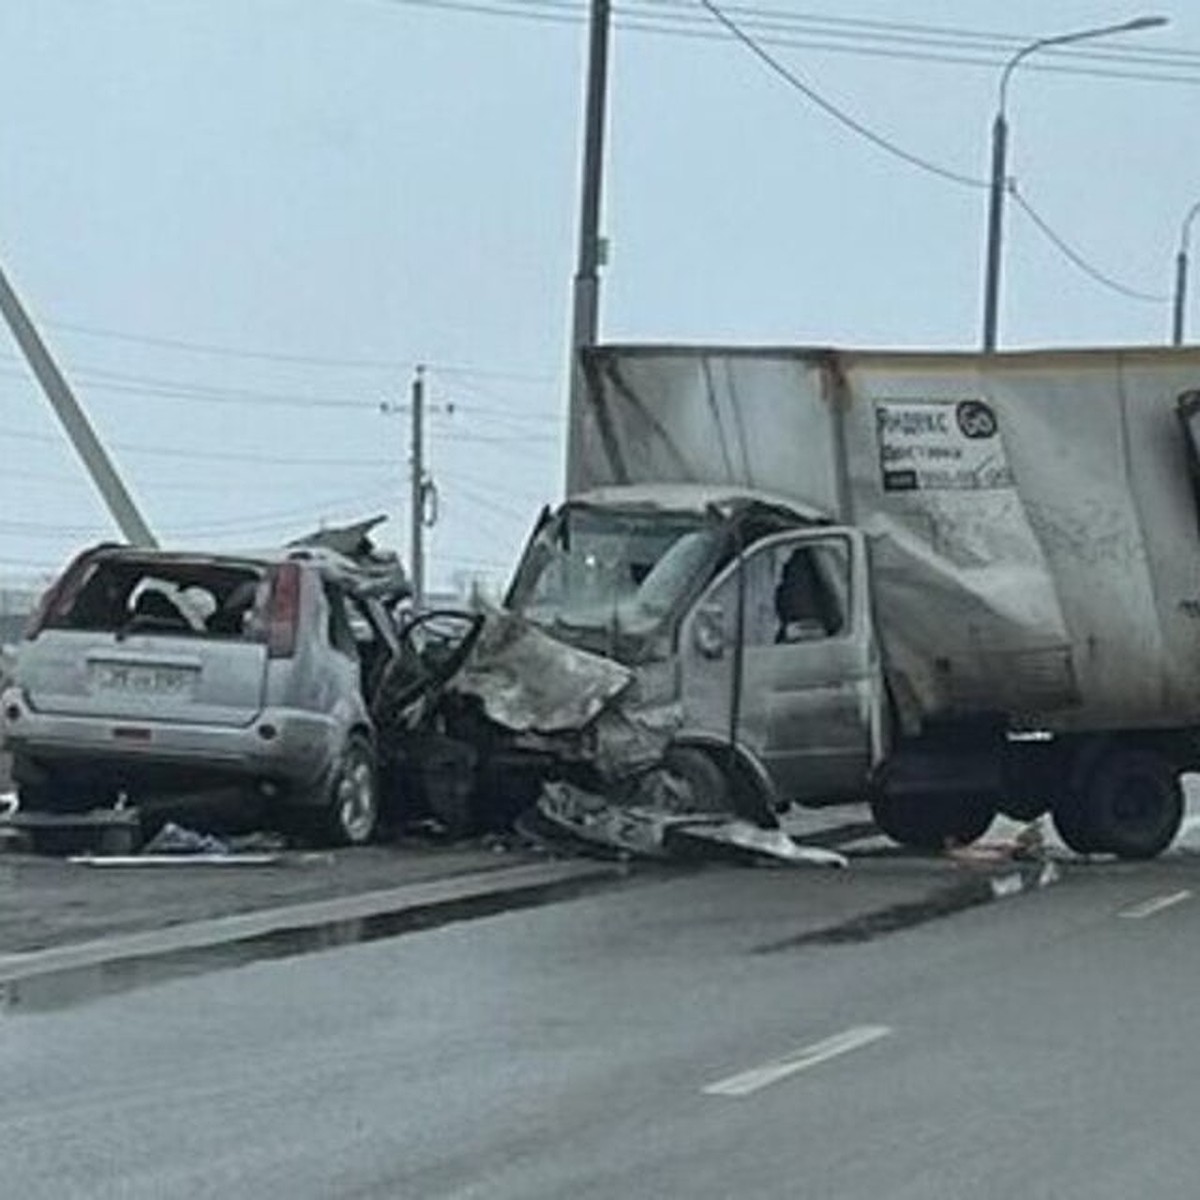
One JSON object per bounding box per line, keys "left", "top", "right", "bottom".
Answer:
{"left": 679, "top": 528, "right": 885, "bottom": 805}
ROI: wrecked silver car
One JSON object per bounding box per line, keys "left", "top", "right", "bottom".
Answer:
{"left": 0, "top": 518, "right": 477, "bottom": 847}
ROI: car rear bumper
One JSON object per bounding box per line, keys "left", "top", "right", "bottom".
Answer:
{"left": 1, "top": 686, "right": 340, "bottom": 791}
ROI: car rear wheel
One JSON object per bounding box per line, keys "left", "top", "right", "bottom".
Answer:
{"left": 320, "top": 734, "right": 380, "bottom": 847}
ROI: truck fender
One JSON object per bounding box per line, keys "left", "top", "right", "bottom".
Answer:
{"left": 665, "top": 732, "right": 781, "bottom": 823}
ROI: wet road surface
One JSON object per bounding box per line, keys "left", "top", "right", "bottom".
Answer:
{"left": 4, "top": 844, "right": 1200, "bottom": 1199}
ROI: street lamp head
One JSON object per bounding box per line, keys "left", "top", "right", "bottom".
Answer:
{"left": 997, "top": 15, "right": 1170, "bottom": 113}
{"left": 1121, "top": 16, "right": 1169, "bottom": 31}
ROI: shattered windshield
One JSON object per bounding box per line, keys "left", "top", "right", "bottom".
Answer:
{"left": 515, "top": 507, "right": 721, "bottom": 636}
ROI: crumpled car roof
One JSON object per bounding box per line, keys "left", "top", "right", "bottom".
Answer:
{"left": 286, "top": 516, "right": 411, "bottom": 603}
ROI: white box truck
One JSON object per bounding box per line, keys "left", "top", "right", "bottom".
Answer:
{"left": 502, "top": 344, "right": 1200, "bottom": 858}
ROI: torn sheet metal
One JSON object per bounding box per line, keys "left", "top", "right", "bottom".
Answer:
{"left": 590, "top": 700, "right": 682, "bottom": 780}
{"left": 536, "top": 781, "right": 847, "bottom": 867}
{"left": 665, "top": 821, "right": 848, "bottom": 868}
{"left": 286, "top": 515, "right": 411, "bottom": 604}
{"left": 450, "top": 610, "right": 633, "bottom": 734}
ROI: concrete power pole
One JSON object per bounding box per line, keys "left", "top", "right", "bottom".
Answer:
{"left": 409, "top": 366, "right": 426, "bottom": 610}
{"left": 0, "top": 258, "right": 156, "bottom": 547}
{"left": 566, "top": 0, "right": 612, "bottom": 482}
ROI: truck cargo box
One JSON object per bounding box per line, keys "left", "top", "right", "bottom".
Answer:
{"left": 573, "top": 345, "right": 1200, "bottom": 733}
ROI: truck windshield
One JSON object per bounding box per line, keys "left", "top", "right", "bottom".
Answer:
{"left": 516, "top": 507, "right": 720, "bottom": 636}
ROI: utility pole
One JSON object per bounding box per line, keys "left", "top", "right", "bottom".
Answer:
{"left": 981, "top": 110, "right": 1008, "bottom": 354}
{"left": 979, "top": 16, "right": 1167, "bottom": 353}
{"left": 0, "top": 257, "right": 156, "bottom": 546}
{"left": 409, "top": 365, "right": 426, "bottom": 610}
{"left": 1175, "top": 248, "right": 1189, "bottom": 346}
{"left": 566, "top": 0, "right": 611, "bottom": 481}
{"left": 1172, "top": 200, "right": 1200, "bottom": 346}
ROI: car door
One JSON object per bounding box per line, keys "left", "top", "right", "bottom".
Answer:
{"left": 679, "top": 527, "right": 886, "bottom": 805}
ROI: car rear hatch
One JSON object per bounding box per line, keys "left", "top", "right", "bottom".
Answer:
{"left": 18, "top": 550, "right": 281, "bottom": 728}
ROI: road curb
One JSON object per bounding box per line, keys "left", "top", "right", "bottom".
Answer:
{"left": 0, "top": 859, "right": 624, "bottom": 1003}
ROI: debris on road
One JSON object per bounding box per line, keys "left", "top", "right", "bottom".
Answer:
{"left": 143, "top": 821, "right": 230, "bottom": 857}
{"left": 531, "top": 780, "right": 847, "bottom": 867}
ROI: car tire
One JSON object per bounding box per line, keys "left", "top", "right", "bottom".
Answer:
{"left": 1083, "top": 748, "right": 1183, "bottom": 861}
{"left": 319, "top": 733, "right": 380, "bottom": 848}
{"left": 869, "top": 792, "right": 995, "bottom": 851}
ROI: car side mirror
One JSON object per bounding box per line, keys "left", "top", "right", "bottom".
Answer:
{"left": 693, "top": 605, "right": 726, "bottom": 660}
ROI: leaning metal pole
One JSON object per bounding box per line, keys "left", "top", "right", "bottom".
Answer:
{"left": 0, "top": 256, "right": 156, "bottom": 547}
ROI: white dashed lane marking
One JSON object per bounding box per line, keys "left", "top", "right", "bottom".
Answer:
{"left": 702, "top": 1025, "right": 892, "bottom": 1098}
{"left": 1118, "top": 889, "right": 1193, "bottom": 920}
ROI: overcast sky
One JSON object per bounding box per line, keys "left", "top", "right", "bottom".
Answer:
{"left": 1, "top": 0, "right": 1198, "bottom": 589}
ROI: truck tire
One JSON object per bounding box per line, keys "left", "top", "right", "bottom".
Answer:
{"left": 1049, "top": 791, "right": 1102, "bottom": 856}
{"left": 662, "top": 746, "right": 731, "bottom": 814}
{"left": 1082, "top": 748, "right": 1183, "bottom": 860}
{"left": 869, "top": 792, "right": 995, "bottom": 852}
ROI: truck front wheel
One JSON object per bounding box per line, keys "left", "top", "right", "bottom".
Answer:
{"left": 869, "top": 793, "right": 995, "bottom": 852}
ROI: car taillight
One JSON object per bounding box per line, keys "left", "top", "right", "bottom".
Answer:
{"left": 266, "top": 562, "right": 302, "bottom": 658}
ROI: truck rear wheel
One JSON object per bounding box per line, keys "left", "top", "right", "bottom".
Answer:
{"left": 1049, "top": 791, "right": 1102, "bottom": 855}
{"left": 869, "top": 793, "right": 995, "bottom": 852}
{"left": 1083, "top": 748, "right": 1182, "bottom": 860}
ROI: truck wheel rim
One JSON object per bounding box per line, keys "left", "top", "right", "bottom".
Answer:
{"left": 338, "top": 757, "right": 376, "bottom": 842}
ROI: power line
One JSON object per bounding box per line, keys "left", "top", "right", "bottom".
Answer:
{"left": 40, "top": 318, "right": 554, "bottom": 382}
{"left": 2, "top": 357, "right": 564, "bottom": 429}
{"left": 0, "top": 423, "right": 396, "bottom": 468}
{"left": 378, "top": 0, "right": 1200, "bottom": 87}
{"left": 1008, "top": 184, "right": 1172, "bottom": 304}
{"left": 632, "top": 1, "right": 1200, "bottom": 70}
{"left": 698, "top": 0, "right": 1174, "bottom": 306}
{"left": 699, "top": 0, "right": 986, "bottom": 188}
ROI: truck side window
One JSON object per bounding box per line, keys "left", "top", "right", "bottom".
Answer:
{"left": 772, "top": 541, "right": 849, "bottom": 643}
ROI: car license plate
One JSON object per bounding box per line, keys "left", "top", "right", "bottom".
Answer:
{"left": 89, "top": 662, "right": 196, "bottom": 697}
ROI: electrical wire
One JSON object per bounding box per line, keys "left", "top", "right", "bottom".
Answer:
{"left": 42, "top": 318, "right": 553, "bottom": 382}
{"left": 376, "top": 0, "right": 1200, "bottom": 87}
{"left": 0, "top": 358, "right": 562, "bottom": 430}
{"left": 1008, "top": 184, "right": 1172, "bottom": 304}
{"left": 697, "top": 0, "right": 1175, "bottom": 306}
{"left": 699, "top": 0, "right": 987, "bottom": 189}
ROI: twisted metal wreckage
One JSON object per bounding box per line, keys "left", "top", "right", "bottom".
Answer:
{"left": 318, "top": 520, "right": 845, "bottom": 865}
{"left": 435, "top": 608, "right": 847, "bottom": 867}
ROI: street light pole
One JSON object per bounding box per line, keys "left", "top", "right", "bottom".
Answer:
{"left": 980, "top": 15, "right": 1168, "bottom": 353}
{"left": 1172, "top": 200, "right": 1200, "bottom": 346}
{"left": 566, "top": 0, "right": 611, "bottom": 485}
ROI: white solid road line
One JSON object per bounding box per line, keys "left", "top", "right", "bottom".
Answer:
{"left": 1118, "top": 889, "right": 1194, "bottom": 920}
{"left": 702, "top": 1025, "right": 892, "bottom": 1098}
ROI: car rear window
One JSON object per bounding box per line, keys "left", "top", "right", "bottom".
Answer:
{"left": 45, "top": 556, "right": 269, "bottom": 641}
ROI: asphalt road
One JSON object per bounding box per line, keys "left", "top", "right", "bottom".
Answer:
{"left": 4, "top": 846, "right": 1200, "bottom": 1200}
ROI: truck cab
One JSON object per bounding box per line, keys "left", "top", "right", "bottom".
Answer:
{"left": 505, "top": 484, "right": 888, "bottom": 812}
